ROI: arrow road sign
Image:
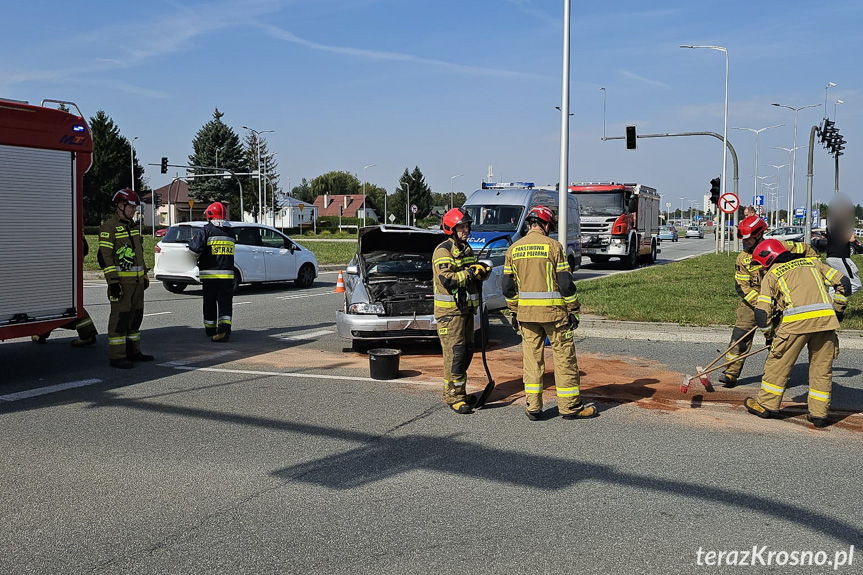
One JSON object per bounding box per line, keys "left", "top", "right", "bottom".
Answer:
{"left": 719, "top": 192, "right": 739, "bottom": 214}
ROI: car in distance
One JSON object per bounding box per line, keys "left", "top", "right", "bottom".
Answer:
{"left": 685, "top": 225, "right": 704, "bottom": 239}
{"left": 658, "top": 225, "right": 678, "bottom": 242}
{"left": 764, "top": 225, "right": 805, "bottom": 242}
{"left": 336, "top": 225, "right": 490, "bottom": 352}
{"left": 153, "top": 221, "right": 318, "bottom": 293}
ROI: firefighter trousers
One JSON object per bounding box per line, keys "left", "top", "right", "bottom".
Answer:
{"left": 519, "top": 319, "right": 582, "bottom": 415}
{"left": 202, "top": 279, "right": 233, "bottom": 336}
{"left": 756, "top": 330, "right": 838, "bottom": 418}
{"left": 723, "top": 301, "right": 757, "bottom": 380}
{"left": 42, "top": 309, "right": 97, "bottom": 340}
{"left": 107, "top": 279, "right": 145, "bottom": 360}
{"left": 437, "top": 314, "right": 474, "bottom": 404}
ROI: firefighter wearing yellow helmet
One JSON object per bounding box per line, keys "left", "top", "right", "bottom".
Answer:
{"left": 98, "top": 189, "right": 153, "bottom": 368}
{"left": 502, "top": 206, "right": 595, "bottom": 421}
{"left": 433, "top": 208, "right": 490, "bottom": 414}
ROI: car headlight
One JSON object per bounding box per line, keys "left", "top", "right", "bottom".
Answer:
{"left": 611, "top": 238, "right": 624, "bottom": 245}
{"left": 349, "top": 302, "right": 385, "bottom": 315}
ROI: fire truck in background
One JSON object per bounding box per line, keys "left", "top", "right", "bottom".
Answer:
{"left": 0, "top": 98, "right": 93, "bottom": 341}
{"left": 569, "top": 182, "right": 660, "bottom": 269}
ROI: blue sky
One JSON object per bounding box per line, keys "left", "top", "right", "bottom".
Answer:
{"left": 2, "top": 0, "right": 859, "bottom": 212}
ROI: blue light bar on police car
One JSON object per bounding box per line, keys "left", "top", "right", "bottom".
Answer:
{"left": 72, "top": 125, "right": 85, "bottom": 132}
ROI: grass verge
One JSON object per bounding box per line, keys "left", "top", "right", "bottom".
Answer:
{"left": 578, "top": 253, "right": 863, "bottom": 330}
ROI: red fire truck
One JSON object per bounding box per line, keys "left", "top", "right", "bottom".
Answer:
{"left": 568, "top": 182, "right": 660, "bottom": 269}
{"left": 0, "top": 99, "right": 93, "bottom": 341}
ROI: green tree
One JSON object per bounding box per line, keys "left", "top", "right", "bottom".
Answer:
{"left": 242, "top": 130, "right": 280, "bottom": 222}
{"left": 83, "top": 110, "right": 145, "bottom": 226}
{"left": 431, "top": 191, "right": 466, "bottom": 210}
{"left": 310, "top": 171, "right": 361, "bottom": 198}
{"left": 290, "top": 178, "right": 314, "bottom": 203}
{"left": 389, "top": 166, "right": 432, "bottom": 225}
{"left": 187, "top": 108, "right": 244, "bottom": 212}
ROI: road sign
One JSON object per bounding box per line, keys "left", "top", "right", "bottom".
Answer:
{"left": 754, "top": 195, "right": 764, "bottom": 206}
{"left": 188, "top": 199, "right": 195, "bottom": 209}
{"left": 410, "top": 204, "right": 418, "bottom": 214}
{"left": 388, "top": 214, "right": 395, "bottom": 223}
{"left": 755, "top": 205, "right": 764, "bottom": 215}
{"left": 719, "top": 192, "right": 739, "bottom": 214}
{"left": 666, "top": 202, "right": 671, "bottom": 208}
{"left": 794, "top": 208, "right": 806, "bottom": 217}
{"left": 298, "top": 203, "right": 304, "bottom": 213}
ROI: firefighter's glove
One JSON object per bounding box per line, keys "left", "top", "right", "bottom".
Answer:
{"left": 836, "top": 311, "right": 845, "bottom": 323}
{"left": 765, "top": 335, "right": 773, "bottom": 348}
{"left": 509, "top": 313, "right": 520, "bottom": 333}
{"left": 116, "top": 245, "right": 135, "bottom": 271}
{"left": 569, "top": 313, "right": 580, "bottom": 330}
{"left": 469, "top": 263, "right": 491, "bottom": 281}
{"left": 107, "top": 283, "right": 123, "bottom": 302}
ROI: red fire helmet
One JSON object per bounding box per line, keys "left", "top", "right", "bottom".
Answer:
{"left": 442, "top": 208, "right": 473, "bottom": 235}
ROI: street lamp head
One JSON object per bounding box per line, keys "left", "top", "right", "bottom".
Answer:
{"left": 826, "top": 82, "right": 837, "bottom": 88}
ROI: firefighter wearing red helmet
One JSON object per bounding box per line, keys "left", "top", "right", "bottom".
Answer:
{"left": 502, "top": 206, "right": 595, "bottom": 420}
{"left": 719, "top": 215, "right": 817, "bottom": 387}
{"left": 433, "top": 208, "right": 490, "bottom": 413}
{"left": 744, "top": 239, "right": 850, "bottom": 428}
{"left": 189, "top": 202, "right": 236, "bottom": 341}
{"left": 98, "top": 188, "right": 153, "bottom": 368}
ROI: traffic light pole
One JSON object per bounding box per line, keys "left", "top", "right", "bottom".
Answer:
{"left": 603, "top": 130, "right": 740, "bottom": 252}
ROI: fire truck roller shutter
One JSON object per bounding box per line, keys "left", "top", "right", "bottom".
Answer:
{"left": 0, "top": 145, "right": 76, "bottom": 325}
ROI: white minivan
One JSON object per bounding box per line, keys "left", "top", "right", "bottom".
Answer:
{"left": 154, "top": 222, "right": 318, "bottom": 293}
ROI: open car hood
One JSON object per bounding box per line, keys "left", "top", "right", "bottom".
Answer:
{"left": 358, "top": 225, "right": 445, "bottom": 255}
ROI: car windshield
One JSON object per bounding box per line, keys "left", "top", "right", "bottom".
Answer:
{"left": 461, "top": 205, "right": 524, "bottom": 232}
{"left": 660, "top": 226, "right": 672, "bottom": 231}
{"left": 162, "top": 225, "right": 198, "bottom": 243}
{"left": 573, "top": 192, "right": 624, "bottom": 216}
{"left": 363, "top": 251, "right": 433, "bottom": 277}
{"left": 688, "top": 227, "right": 699, "bottom": 231}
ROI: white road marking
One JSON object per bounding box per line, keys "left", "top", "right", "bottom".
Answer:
{"left": 279, "top": 329, "right": 334, "bottom": 341}
{"left": 234, "top": 301, "right": 252, "bottom": 305}
{"left": 0, "top": 379, "right": 102, "bottom": 402}
{"left": 276, "top": 291, "right": 338, "bottom": 301}
{"left": 158, "top": 350, "right": 237, "bottom": 367}
{"left": 172, "top": 365, "right": 437, "bottom": 386}
{"left": 143, "top": 311, "right": 172, "bottom": 317}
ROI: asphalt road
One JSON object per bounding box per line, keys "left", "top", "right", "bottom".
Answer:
{"left": 2, "top": 252, "right": 862, "bottom": 575}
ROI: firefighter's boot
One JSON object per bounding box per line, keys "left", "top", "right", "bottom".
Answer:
{"left": 526, "top": 410, "right": 543, "bottom": 421}
{"left": 561, "top": 403, "right": 597, "bottom": 420}
{"left": 744, "top": 397, "right": 773, "bottom": 419}
{"left": 808, "top": 414, "right": 829, "bottom": 428}
{"left": 128, "top": 352, "right": 154, "bottom": 362}
{"left": 719, "top": 373, "right": 738, "bottom": 388}
{"left": 449, "top": 397, "right": 474, "bottom": 414}
{"left": 211, "top": 332, "right": 230, "bottom": 343}
{"left": 110, "top": 358, "right": 134, "bottom": 369}
{"left": 31, "top": 333, "right": 49, "bottom": 344}
{"left": 71, "top": 336, "right": 97, "bottom": 347}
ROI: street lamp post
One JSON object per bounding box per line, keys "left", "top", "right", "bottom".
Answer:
{"left": 404, "top": 181, "right": 411, "bottom": 226}
{"left": 765, "top": 163, "right": 788, "bottom": 226}
{"left": 450, "top": 174, "right": 463, "bottom": 210}
{"left": 732, "top": 124, "right": 783, "bottom": 204}
{"left": 770, "top": 103, "right": 819, "bottom": 218}
{"left": 677, "top": 196, "right": 687, "bottom": 225}
{"left": 362, "top": 164, "right": 376, "bottom": 227}
{"left": 599, "top": 87, "right": 606, "bottom": 140}
{"left": 823, "top": 82, "right": 837, "bottom": 118}
{"left": 242, "top": 126, "right": 274, "bottom": 223}
{"left": 129, "top": 136, "right": 138, "bottom": 192}
{"left": 680, "top": 44, "right": 728, "bottom": 251}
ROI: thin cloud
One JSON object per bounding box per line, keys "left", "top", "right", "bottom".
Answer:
{"left": 618, "top": 70, "right": 672, "bottom": 90}
{"left": 259, "top": 24, "right": 547, "bottom": 79}
{"left": 505, "top": 0, "right": 560, "bottom": 27}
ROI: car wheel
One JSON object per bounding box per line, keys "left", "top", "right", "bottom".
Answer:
{"left": 646, "top": 239, "right": 657, "bottom": 264}
{"left": 162, "top": 281, "right": 187, "bottom": 293}
{"left": 294, "top": 263, "right": 316, "bottom": 288}
{"left": 620, "top": 241, "right": 637, "bottom": 270}
{"left": 232, "top": 269, "right": 241, "bottom": 294}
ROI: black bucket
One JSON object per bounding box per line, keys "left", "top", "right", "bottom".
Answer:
{"left": 369, "top": 348, "right": 401, "bottom": 380}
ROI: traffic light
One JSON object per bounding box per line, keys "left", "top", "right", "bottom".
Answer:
{"left": 160, "top": 157, "right": 168, "bottom": 174}
{"left": 625, "top": 125, "right": 637, "bottom": 150}
{"left": 709, "top": 177, "right": 721, "bottom": 205}
{"left": 153, "top": 193, "right": 162, "bottom": 208}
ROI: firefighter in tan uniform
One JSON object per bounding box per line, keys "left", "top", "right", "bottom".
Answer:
{"left": 502, "top": 206, "right": 595, "bottom": 421}
{"left": 433, "top": 208, "right": 490, "bottom": 414}
{"left": 744, "top": 239, "right": 850, "bottom": 428}
{"left": 98, "top": 189, "right": 153, "bottom": 369}
{"left": 720, "top": 215, "right": 818, "bottom": 387}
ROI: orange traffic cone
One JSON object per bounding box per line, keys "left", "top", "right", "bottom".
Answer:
{"left": 334, "top": 270, "right": 346, "bottom": 293}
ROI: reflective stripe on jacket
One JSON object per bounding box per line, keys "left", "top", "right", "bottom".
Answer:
{"left": 755, "top": 256, "right": 847, "bottom": 336}
{"left": 188, "top": 221, "right": 235, "bottom": 280}
{"left": 432, "top": 238, "right": 480, "bottom": 319}
{"left": 502, "top": 228, "right": 578, "bottom": 323}
{"left": 98, "top": 215, "right": 147, "bottom": 284}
